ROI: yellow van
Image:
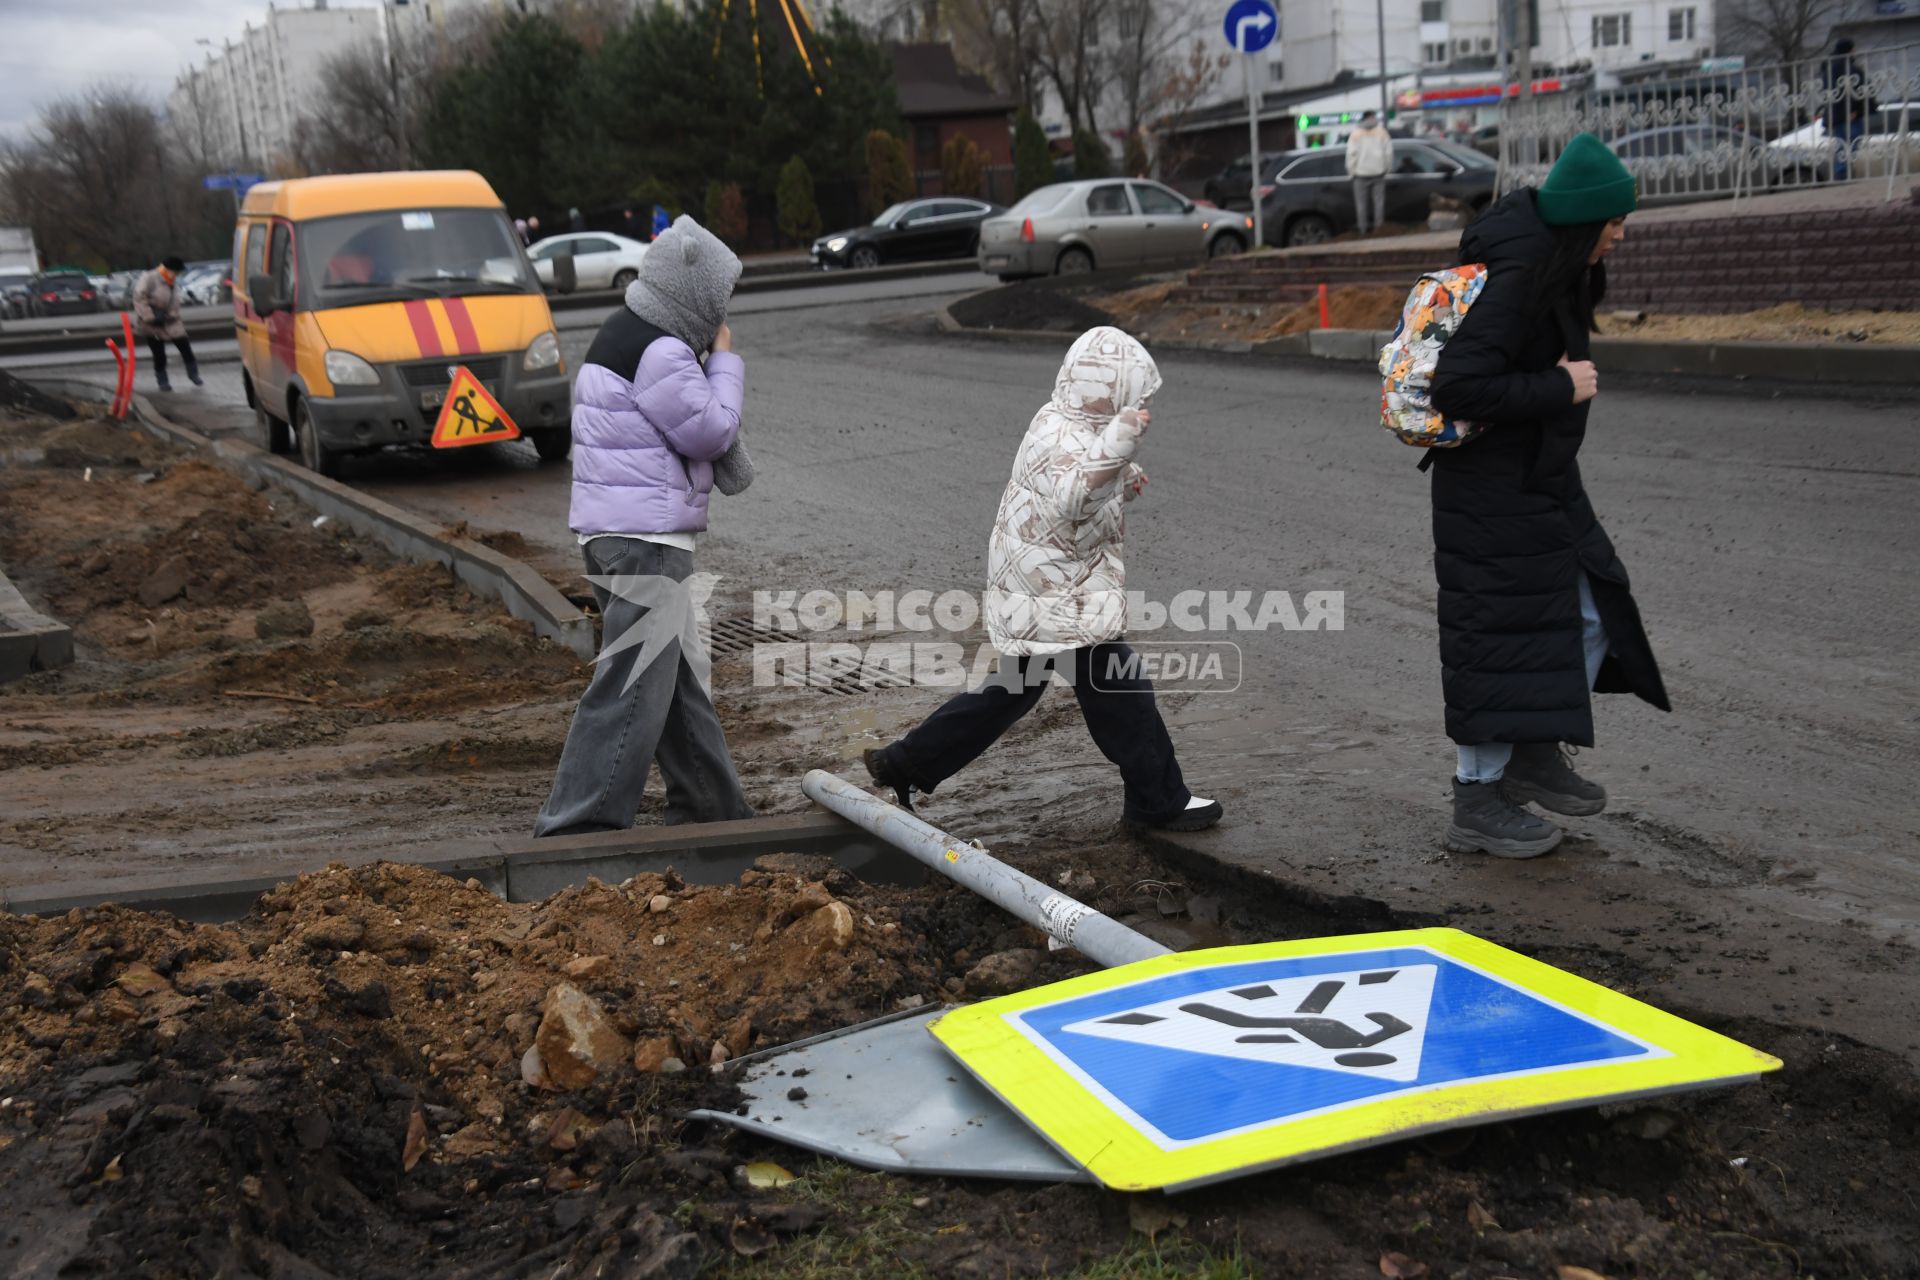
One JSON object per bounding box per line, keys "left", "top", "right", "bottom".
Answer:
{"left": 232, "top": 170, "right": 568, "bottom": 476}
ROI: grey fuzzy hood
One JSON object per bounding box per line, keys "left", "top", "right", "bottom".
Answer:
{"left": 623, "top": 215, "right": 742, "bottom": 352}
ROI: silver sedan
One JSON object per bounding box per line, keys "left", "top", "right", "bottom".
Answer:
{"left": 978, "top": 180, "right": 1253, "bottom": 282}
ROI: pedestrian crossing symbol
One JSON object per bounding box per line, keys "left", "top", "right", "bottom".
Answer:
{"left": 430, "top": 365, "right": 519, "bottom": 449}
{"left": 930, "top": 928, "right": 1781, "bottom": 1191}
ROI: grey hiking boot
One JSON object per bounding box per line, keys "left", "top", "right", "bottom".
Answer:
{"left": 1445, "top": 779, "right": 1562, "bottom": 859}
{"left": 1503, "top": 743, "right": 1607, "bottom": 816}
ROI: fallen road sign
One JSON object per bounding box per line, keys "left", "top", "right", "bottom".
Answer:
{"left": 431, "top": 365, "right": 520, "bottom": 448}
{"left": 930, "top": 927, "right": 1782, "bottom": 1192}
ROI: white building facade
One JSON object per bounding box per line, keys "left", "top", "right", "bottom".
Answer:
{"left": 168, "top": 2, "right": 384, "bottom": 172}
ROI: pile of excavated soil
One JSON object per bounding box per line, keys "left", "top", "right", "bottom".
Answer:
{"left": 1093, "top": 282, "right": 1407, "bottom": 344}
{"left": 948, "top": 285, "right": 1115, "bottom": 335}
{"left": 1607, "top": 303, "right": 1920, "bottom": 345}
{"left": 3, "top": 856, "right": 1916, "bottom": 1278}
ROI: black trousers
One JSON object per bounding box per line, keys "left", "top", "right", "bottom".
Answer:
{"left": 146, "top": 336, "right": 197, "bottom": 384}
{"left": 886, "top": 640, "right": 1190, "bottom": 822}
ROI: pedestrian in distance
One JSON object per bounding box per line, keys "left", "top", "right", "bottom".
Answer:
{"left": 1426, "top": 132, "right": 1669, "bottom": 858}
{"left": 514, "top": 217, "right": 530, "bottom": 245}
{"left": 1824, "top": 38, "right": 1873, "bottom": 180}
{"left": 132, "top": 256, "right": 201, "bottom": 392}
{"left": 528, "top": 214, "right": 542, "bottom": 242}
{"left": 535, "top": 215, "right": 757, "bottom": 836}
{"left": 864, "top": 326, "right": 1223, "bottom": 833}
{"left": 569, "top": 206, "right": 587, "bottom": 233}
{"left": 1346, "top": 110, "right": 1393, "bottom": 235}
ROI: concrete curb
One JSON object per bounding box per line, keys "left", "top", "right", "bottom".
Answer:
{"left": 0, "top": 811, "right": 914, "bottom": 922}
{"left": 940, "top": 292, "right": 1920, "bottom": 387}
{"left": 0, "top": 261, "right": 982, "bottom": 359}
{"left": 34, "top": 376, "right": 596, "bottom": 661}
{"left": 0, "top": 564, "right": 73, "bottom": 683}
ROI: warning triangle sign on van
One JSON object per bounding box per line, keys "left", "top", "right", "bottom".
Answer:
{"left": 431, "top": 366, "right": 520, "bottom": 449}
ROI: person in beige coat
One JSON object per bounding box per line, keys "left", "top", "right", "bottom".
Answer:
{"left": 1346, "top": 111, "right": 1394, "bottom": 235}
{"left": 132, "top": 256, "right": 201, "bottom": 391}
{"left": 864, "top": 326, "right": 1221, "bottom": 831}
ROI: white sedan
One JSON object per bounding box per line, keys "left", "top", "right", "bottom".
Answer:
{"left": 527, "top": 232, "right": 649, "bottom": 292}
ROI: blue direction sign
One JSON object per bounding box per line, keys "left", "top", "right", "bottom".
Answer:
{"left": 202, "top": 173, "right": 265, "bottom": 192}
{"left": 932, "top": 929, "right": 1780, "bottom": 1191}
{"left": 1222, "top": 0, "right": 1277, "bottom": 54}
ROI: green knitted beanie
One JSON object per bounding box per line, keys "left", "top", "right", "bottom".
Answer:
{"left": 1536, "top": 133, "right": 1638, "bottom": 226}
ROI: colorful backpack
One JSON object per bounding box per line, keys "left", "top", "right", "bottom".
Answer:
{"left": 1378, "top": 263, "right": 1489, "bottom": 448}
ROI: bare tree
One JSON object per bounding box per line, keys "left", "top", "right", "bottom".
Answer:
{"left": 946, "top": 0, "right": 1046, "bottom": 111}
{"left": 1145, "top": 39, "right": 1230, "bottom": 186}
{"left": 1032, "top": 0, "right": 1111, "bottom": 135}
{"left": 1109, "top": 0, "right": 1200, "bottom": 139}
{"left": 0, "top": 87, "right": 209, "bottom": 267}
{"left": 1723, "top": 0, "right": 1846, "bottom": 65}
{"left": 291, "top": 38, "right": 411, "bottom": 175}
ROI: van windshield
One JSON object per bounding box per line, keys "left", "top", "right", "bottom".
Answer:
{"left": 298, "top": 208, "right": 538, "bottom": 309}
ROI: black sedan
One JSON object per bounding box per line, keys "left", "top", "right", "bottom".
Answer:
{"left": 26, "top": 270, "right": 101, "bottom": 317}
{"left": 811, "top": 197, "right": 1003, "bottom": 269}
{"left": 1258, "top": 140, "right": 1497, "bottom": 247}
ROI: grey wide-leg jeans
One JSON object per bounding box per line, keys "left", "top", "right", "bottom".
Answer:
{"left": 534, "top": 537, "right": 753, "bottom": 835}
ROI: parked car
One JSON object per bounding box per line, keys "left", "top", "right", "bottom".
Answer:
{"left": 1605, "top": 125, "right": 1783, "bottom": 202}
{"left": 26, "top": 270, "right": 100, "bottom": 317}
{"left": 177, "top": 260, "right": 231, "bottom": 306}
{"left": 527, "top": 232, "right": 649, "bottom": 291}
{"left": 1768, "top": 103, "right": 1920, "bottom": 178}
{"left": 1202, "top": 152, "right": 1284, "bottom": 210}
{"left": 812, "top": 197, "right": 1003, "bottom": 269}
{"left": 978, "top": 180, "right": 1254, "bottom": 281}
{"left": 0, "top": 270, "right": 31, "bottom": 319}
{"left": 103, "top": 270, "right": 142, "bottom": 309}
{"left": 1258, "top": 139, "right": 1497, "bottom": 247}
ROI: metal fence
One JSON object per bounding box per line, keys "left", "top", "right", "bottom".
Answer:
{"left": 1497, "top": 42, "right": 1920, "bottom": 205}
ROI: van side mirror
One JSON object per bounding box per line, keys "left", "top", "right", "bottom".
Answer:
{"left": 248, "top": 273, "right": 280, "bottom": 316}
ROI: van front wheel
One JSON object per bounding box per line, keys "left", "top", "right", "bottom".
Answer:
{"left": 530, "top": 426, "right": 572, "bottom": 462}
{"left": 294, "top": 398, "right": 342, "bottom": 479}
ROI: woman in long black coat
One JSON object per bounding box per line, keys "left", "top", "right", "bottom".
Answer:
{"left": 1428, "top": 133, "right": 1670, "bottom": 858}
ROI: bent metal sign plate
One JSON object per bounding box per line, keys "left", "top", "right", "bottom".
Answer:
{"left": 929, "top": 928, "right": 1781, "bottom": 1191}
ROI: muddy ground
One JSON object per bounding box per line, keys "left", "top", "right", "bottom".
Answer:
{"left": 2, "top": 852, "right": 1916, "bottom": 1279}
{"left": 0, "top": 405, "right": 833, "bottom": 895}
{"left": 3, "top": 400, "right": 1917, "bottom": 1277}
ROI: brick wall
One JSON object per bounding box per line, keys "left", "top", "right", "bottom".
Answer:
{"left": 1604, "top": 201, "right": 1920, "bottom": 314}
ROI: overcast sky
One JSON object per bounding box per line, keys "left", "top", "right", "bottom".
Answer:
{"left": 0, "top": 0, "right": 268, "bottom": 139}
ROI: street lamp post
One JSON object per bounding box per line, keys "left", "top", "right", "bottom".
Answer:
{"left": 1376, "top": 0, "right": 1391, "bottom": 120}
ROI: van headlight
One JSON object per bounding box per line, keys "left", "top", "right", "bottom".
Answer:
{"left": 323, "top": 350, "right": 380, "bottom": 386}
{"left": 523, "top": 331, "right": 562, "bottom": 372}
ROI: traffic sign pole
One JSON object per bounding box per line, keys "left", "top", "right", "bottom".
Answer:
{"left": 1222, "top": 0, "right": 1277, "bottom": 251}
{"left": 1244, "top": 54, "right": 1263, "bottom": 250}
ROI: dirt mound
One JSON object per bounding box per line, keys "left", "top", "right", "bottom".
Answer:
{"left": 1257, "top": 284, "right": 1406, "bottom": 339}
{"left": 948, "top": 284, "right": 1114, "bottom": 335}
{"left": 0, "top": 859, "right": 1047, "bottom": 1277}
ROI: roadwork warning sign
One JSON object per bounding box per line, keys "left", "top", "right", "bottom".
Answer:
{"left": 431, "top": 366, "right": 520, "bottom": 448}
{"left": 930, "top": 928, "right": 1781, "bottom": 1191}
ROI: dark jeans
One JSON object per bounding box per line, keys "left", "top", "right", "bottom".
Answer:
{"left": 534, "top": 537, "right": 753, "bottom": 835}
{"left": 884, "top": 640, "right": 1191, "bottom": 822}
{"left": 146, "top": 336, "right": 198, "bottom": 386}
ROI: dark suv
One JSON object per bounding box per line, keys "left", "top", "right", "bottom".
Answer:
{"left": 1259, "top": 140, "right": 1497, "bottom": 247}
{"left": 26, "top": 270, "right": 101, "bottom": 318}
{"left": 1202, "top": 153, "right": 1285, "bottom": 210}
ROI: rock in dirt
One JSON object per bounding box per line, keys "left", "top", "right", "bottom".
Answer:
{"left": 112, "top": 963, "right": 170, "bottom": 999}
{"left": 782, "top": 900, "right": 855, "bottom": 957}
{"left": 966, "top": 948, "right": 1042, "bottom": 996}
{"left": 533, "top": 983, "right": 631, "bottom": 1090}
{"left": 521, "top": 1044, "right": 553, "bottom": 1090}
{"left": 633, "top": 1036, "right": 676, "bottom": 1073}
{"left": 138, "top": 557, "right": 192, "bottom": 609}
{"left": 299, "top": 916, "right": 365, "bottom": 951}
{"left": 563, "top": 954, "right": 612, "bottom": 980}
{"left": 254, "top": 598, "right": 315, "bottom": 641}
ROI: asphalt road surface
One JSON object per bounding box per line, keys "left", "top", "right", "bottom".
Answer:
{"left": 16, "top": 280, "right": 1919, "bottom": 1064}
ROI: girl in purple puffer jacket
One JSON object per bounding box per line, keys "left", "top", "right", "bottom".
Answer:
{"left": 535, "top": 216, "right": 756, "bottom": 836}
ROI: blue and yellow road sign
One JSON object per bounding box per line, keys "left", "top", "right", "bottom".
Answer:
{"left": 930, "top": 928, "right": 1781, "bottom": 1191}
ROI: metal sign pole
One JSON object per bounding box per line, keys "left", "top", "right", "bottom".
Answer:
{"left": 1245, "top": 54, "right": 1264, "bottom": 249}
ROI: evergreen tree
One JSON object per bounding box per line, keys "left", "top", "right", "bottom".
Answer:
{"left": 941, "top": 135, "right": 986, "bottom": 198}
{"left": 705, "top": 180, "right": 749, "bottom": 245}
{"left": 776, "top": 156, "right": 821, "bottom": 244}
{"left": 1072, "top": 129, "right": 1112, "bottom": 179}
{"left": 863, "top": 131, "right": 915, "bottom": 215}
{"left": 1013, "top": 109, "right": 1053, "bottom": 197}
